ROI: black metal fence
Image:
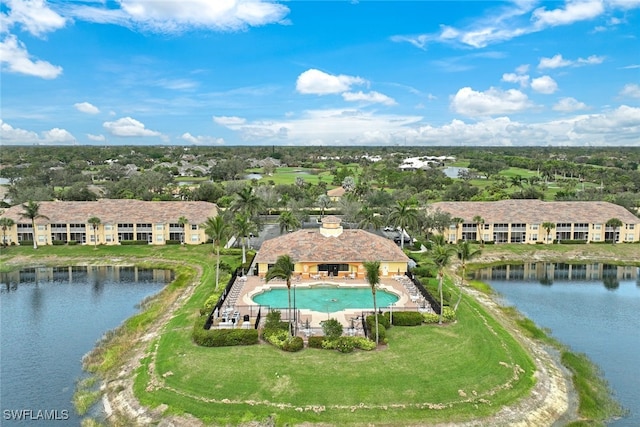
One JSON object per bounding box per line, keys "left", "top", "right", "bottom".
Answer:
{"left": 405, "top": 271, "right": 441, "bottom": 314}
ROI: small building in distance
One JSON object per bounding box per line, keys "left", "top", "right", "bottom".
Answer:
{"left": 254, "top": 216, "right": 410, "bottom": 279}
{"left": 428, "top": 200, "right": 639, "bottom": 244}
{"left": 0, "top": 200, "right": 218, "bottom": 246}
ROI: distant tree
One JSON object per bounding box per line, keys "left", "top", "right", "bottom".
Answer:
{"left": 606, "top": 218, "right": 623, "bottom": 244}
{"left": 232, "top": 213, "right": 256, "bottom": 264}
{"left": 88, "top": 216, "right": 101, "bottom": 249}
{"left": 20, "top": 201, "right": 49, "bottom": 249}
{"left": 278, "top": 211, "right": 301, "bottom": 235}
{"left": 203, "top": 216, "right": 230, "bottom": 291}
{"left": 341, "top": 176, "right": 356, "bottom": 192}
{"left": 316, "top": 194, "right": 331, "bottom": 219}
{"left": 265, "top": 255, "right": 296, "bottom": 336}
{"left": 363, "top": 260, "right": 381, "bottom": 345}
{"left": 542, "top": 222, "right": 555, "bottom": 244}
{"left": 472, "top": 215, "right": 485, "bottom": 247}
{"left": 0, "top": 217, "right": 15, "bottom": 247}
{"left": 357, "top": 206, "right": 384, "bottom": 231}
{"left": 388, "top": 200, "right": 419, "bottom": 249}
{"left": 178, "top": 216, "right": 188, "bottom": 244}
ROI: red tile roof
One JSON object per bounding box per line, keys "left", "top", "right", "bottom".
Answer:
{"left": 429, "top": 200, "right": 638, "bottom": 224}
{"left": 1, "top": 200, "right": 219, "bottom": 225}
{"left": 254, "top": 228, "right": 410, "bottom": 264}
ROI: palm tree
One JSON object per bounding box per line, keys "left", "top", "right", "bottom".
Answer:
{"left": 230, "top": 186, "right": 262, "bottom": 219}
{"left": 316, "top": 194, "right": 331, "bottom": 219}
{"left": 388, "top": 200, "right": 419, "bottom": 250}
{"left": 357, "top": 206, "right": 383, "bottom": 231}
{"left": 451, "top": 217, "right": 464, "bottom": 243}
{"left": 278, "top": 211, "right": 301, "bottom": 235}
{"left": 431, "top": 244, "right": 456, "bottom": 324}
{"left": 232, "top": 213, "right": 256, "bottom": 264}
{"left": 203, "top": 216, "right": 230, "bottom": 291}
{"left": 472, "top": 215, "right": 485, "bottom": 247}
{"left": 20, "top": 201, "right": 49, "bottom": 249}
{"left": 178, "top": 216, "right": 188, "bottom": 244}
{"left": 542, "top": 222, "right": 555, "bottom": 244}
{"left": 455, "top": 242, "right": 481, "bottom": 311}
{"left": 265, "top": 255, "right": 296, "bottom": 336}
{"left": 0, "top": 217, "right": 15, "bottom": 247}
{"left": 87, "top": 216, "right": 101, "bottom": 249}
{"left": 363, "top": 260, "right": 381, "bottom": 345}
{"left": 606, "top": 218, "right": 623, "bottom": 244}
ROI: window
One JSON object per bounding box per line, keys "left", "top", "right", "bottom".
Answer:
{"left": 484, "top": 224, "right": 490, "bottom": 230}
{"left": 190, "top": 234, "right": 199, "bottom": 242}
{"left": 626, "top": 233, "right": 635, "bottom": 241}
{"left": 37, "top": 224, "right": 46, "bottom": 231}
{"left": 156, "top": 235, "right": 164, "bottom": 242}
{"left": 594, "top": 233, "right": 601, "bottom": 241}
{"left": 483, "top": 233, "right": 490, "bottom": 241}
{"left": 104, "top": 224, "right": 113, "bottom": 230}
{"left": 191, "top": 224, "right": 198, "bottom": 230}
{"left": 38, "top": 235, "right": 46, "bottom": 242}
{"left": 90, "top": 235, "right": 96, "bottom": 242}
{"left": 105, "top": 234, "right": 112, "bottom": 242}
{"left": 626, "top": 224, "right": 635, "bottom": 230}
{"left": 594, "top": 224, "right": 602, "bottom": 230}
{"left": 531, "top": 234, "right": 538, "bottom": 241}
{"left": 156, "top": 224, "right": 164, "bottom": 230}
{"left": 449, "top": 234, "right": 456, "bottom": 242}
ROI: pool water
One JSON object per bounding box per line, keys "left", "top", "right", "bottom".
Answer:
{"left": 252, "top": 284, "right": 399, "bottom": 312}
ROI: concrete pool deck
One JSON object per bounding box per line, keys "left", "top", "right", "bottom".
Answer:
{"left": 215, "top": 274, "right": 429, "bottom": 330}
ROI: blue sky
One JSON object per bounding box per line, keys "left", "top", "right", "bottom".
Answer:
{"left": 1, "top": 0, "right": 639, "bottom": 147}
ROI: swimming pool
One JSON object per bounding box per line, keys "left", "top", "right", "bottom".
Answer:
{"left": 251, "top": 284, "right": 399, "bottom": 312}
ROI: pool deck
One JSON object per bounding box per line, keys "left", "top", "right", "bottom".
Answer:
{"left": 213, "top": 273, "right": 431, "bottom": 332}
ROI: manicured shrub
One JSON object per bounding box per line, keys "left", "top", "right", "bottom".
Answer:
{"left": 192, "top": 320, "right": 259, "bottom": 347}
{"left": 166, "top": 239, "right": 181, "bottom": 245}
{"left": 308, "top": 336, "right": 325, "bottom": 349}
{"left": 423, "top": 307, "right": 457, "bottom": 324}
{"left": 366, "top": 314, "right": 390, "bottom": 330}
{"left": 52, "top": 240, "right": 66, "bottom": 245}
{"left": 283, "top": 336, "right": 304, "bottom": 352}
{"left": 120, "top": 240, "right": 147, "bottom": 245}
{"left": 68, "top": 240, "right": 78, "bottom": 245}
{"left": 335, "top": 337, "right": 355, "bottom": 353}
{"left": 352, "top": 337, "right": 376, "bottom": 351}
{"left": 321, "top": 318, "right": 343, "bottom": 340}
{"left": 20, "top": 240, "right": 34, "bottom": 247}
{"left": 388, "top": 311, "right": 423, "bottom": 326}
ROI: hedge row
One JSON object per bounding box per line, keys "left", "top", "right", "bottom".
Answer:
{"left": 192, "top": 317, "right": 259, "bottom": 347}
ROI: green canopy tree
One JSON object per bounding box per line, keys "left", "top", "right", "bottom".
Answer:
{"left": 278, "top": 211, "right": 301, "bottom": 235}
{"left": 87, "top": 216, "right": 101, "bottom": 249}
{"left": 0, "top": 217, "right": 15, "bottom": 247}
{"left": 315, "top": 194, "right": 331, "bottom": 219}
{"left": 265, "top": 255, "right": 296, "bottom": 336}
{"left": 431, "top": 244, "right": 456, "bottom": 324}
{"left": 203, "top": 216, "right": 230, "bottom": 291}
{"left": 363, "top": 260, "right": 381, "bottom": 345}
{"left": 20, "top": 201, "right": 49, "bottom": 249}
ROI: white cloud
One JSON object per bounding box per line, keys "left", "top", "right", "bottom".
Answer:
{"left": 450, "top": 87, "right": 534, "bottom": 116}
{"left": 532, "top": 0, "right": 604, "bottom": 27}
{"left": 181, "top": 132, "right": 224, "bottom": 145}
{"left": 502, "top": 72, "right": 530, "bottom": 88}
{"left": 538, "top": 53, "right": 605, "bottom": 69}
{"left": 74, "top": 102, "right": 100, "bottom": 114}
{"left": 553, "top": 97, "right": 589, "bottom": 112}
{"left": 342, "top": 91, "right": 397, "bottom": 106}
{"left": 531, "top": 75, "right": 558, "bottom": 94}
{"left": 213, "top": 116, "right": 247, "bottom": 127}
{"left": 103, "top": 117, "right": 162, "bottom": 137}
{"left": 67, "top": 0, "right": 289, "bottom": 33}
{"left": 2, "top": 0, "right": 66, "bottom": 37}
{"left": 620, "top": 83, "right": 640, "bottom": 98}
{"left": 0, "top": 119, "right": 76, "bottom": 145}
{"left": 0, "top": 34, "right": 62, "bottom": 79}
{"left": 87, "top": 133, "right": 106, "bottom": 142}
{"left": 296, "top": 69, "right": 366, "bottom": 95}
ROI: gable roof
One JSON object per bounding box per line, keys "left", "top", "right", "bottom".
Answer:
{"left": 255, "top": 228, "right": 410, "bottom": 264}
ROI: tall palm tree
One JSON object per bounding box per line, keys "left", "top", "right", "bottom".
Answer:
{"left": 0, "top": 217, "right": 15, "bottom": 247}
{"left": 265, "top": 255, "right": 296, "bottom": 336}
{"left": 472, "top": 215, "right": 485, "bottom": 247}
{"left": 606, "top": 218, "right": 623, "bottom": 244}
{"left": 451, "top": 217, "right": 464, "bottom": 243}
{"left": 363, "top": 260, "right": 381, "bottom": 345}
{"left": 203, "top": 216, "right": 230, "bottom": 291}
{"left": 388, "top": 200, "right": 419, "bottom": 250}
{"left": 20, "top": 201, "right": 49, "bottom": 249}
{"left": 316, "top": 194, "right": 331, "bottom": 219}
{"left": 87, "top": 216, "right": 101, "bottom": 249}
{"left": 542, "top": 222, "right": 555, "bottom": 244}
{"left": 454, "top": 241, "right": 482, "bottom": 311}
{"left": 431, "top": 244, "right": 456, "bottom": 324}
{"left": 278, "top": 211, "right": 301, "bottom": 235}
{"left": 357, "top": 206, "right": 383, "bottom": 231}
{"left": 178, "top": 216, "right": 188, "bottom": 244}
{"left": 230, "top": 186, "right": 262, "bottom": 219}
{"left": 232, "top": 213, "right": 256, "bottom": 264}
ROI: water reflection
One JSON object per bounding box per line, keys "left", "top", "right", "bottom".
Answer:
{"left": 472, "top": 262, "right": 638, "bottom": 290}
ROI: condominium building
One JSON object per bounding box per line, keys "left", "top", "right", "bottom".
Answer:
{"left": 0, "top": 200, "right": 218, "bottom": 246}
{"left": 428, "top": 200, "right": 639, "bottom": 244}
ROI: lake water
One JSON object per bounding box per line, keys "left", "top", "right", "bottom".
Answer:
{"left": 474, "top": 263, "right": 640, "bottom": 427}
{"left": 442, "top": 166, "right": 469, "bottom": 178}
{"left": 0, "top": 266, "right": 172, "bottom": 425}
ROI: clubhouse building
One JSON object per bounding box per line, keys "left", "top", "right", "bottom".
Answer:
{"left": 0, "top": 200, "right": 218, "bottom": 246}
{"left": 428, "top": 200, "right": 640, "bottom": 244}
{"left": 254, "top": 216, "right": 410, "bottom": 279}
